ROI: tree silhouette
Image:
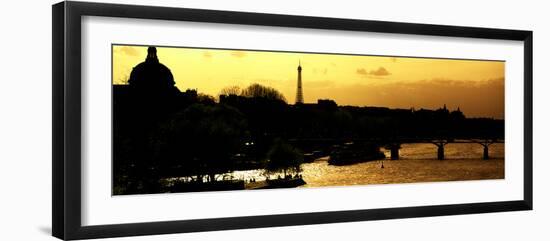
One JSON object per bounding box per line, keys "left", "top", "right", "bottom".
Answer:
{"left": 265, "top": 138, "right": 303, "bottom": 177}
{"left": 153, "top": 103, "right": 248, "bottom": 182}
{"left": 219, "top": 85, "right": 241, "bottom": 96}
{"left": 241, "top": 83, "right": 287, "bottom": 102}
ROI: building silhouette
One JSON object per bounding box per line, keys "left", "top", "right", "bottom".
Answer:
{"left": 295, "top": 61, "right": 304, "bottom": 104}
{"left": 113, "top": 46, "right": 201, "bottom": 113}
{"left": 127, "top": 46, "right": 180, "bottom": 97}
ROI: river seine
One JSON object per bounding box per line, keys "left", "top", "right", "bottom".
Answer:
{"left": 230, "top": 143, "right": 504, "bottom": 188}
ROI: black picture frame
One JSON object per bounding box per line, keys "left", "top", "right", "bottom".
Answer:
{"left": 52, "top": 1, "right": 533, "bottom": 240}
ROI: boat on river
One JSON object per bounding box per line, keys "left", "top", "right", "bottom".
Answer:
{"left": 267, "top": 176, "right": 306, "bottom": 188}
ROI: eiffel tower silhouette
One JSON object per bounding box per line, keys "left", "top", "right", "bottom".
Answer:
{"left": 295, "top": 60, "right": 304, "bottom": 104}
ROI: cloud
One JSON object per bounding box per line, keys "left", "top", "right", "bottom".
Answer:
{"left": 118, "top": 46, "right": 139, "bottom": 57}
{"left": 230, "top": 51, "right": 247, "bottom": 58}
{"left": 356, "top": 68, "right": 368, "bottom": 75}
{"left": 321, "top": 77, "right": 504, "bottom": 118}
{"left": 356, "top": 67, "right": 392, "bottom": 77}
{"left": 369, "top": 67, "right": 391, "bottom": 76}
{"left": 203, "top": 51, "right": 213, "bottom": 58}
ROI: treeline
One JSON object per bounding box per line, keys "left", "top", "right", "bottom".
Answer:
{"left": 218, "top": 90, "right": 503, "bottom": 141}
{"left": 113, "top": 84, "right": 300, "bottom": 194}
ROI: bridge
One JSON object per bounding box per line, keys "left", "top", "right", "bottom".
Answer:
{"left": 288, "top": 138, "right": 504, "bottom": 160}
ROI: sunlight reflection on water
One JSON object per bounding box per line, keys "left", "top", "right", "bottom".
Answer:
{"left": 229, "top": 143, "right": 504, "bottom": 187}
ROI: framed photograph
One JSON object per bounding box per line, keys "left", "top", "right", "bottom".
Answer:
{"left": 52, "top": 1, "right": 533, "bottom": 240}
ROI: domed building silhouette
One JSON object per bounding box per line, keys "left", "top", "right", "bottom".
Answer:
{"left": 113, "top": 46, "right": 201, "bottom": 124}
{"left": 127, "top": 46, "right": 180, "bottom": 96}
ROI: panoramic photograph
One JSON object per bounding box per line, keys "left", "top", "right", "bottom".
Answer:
{"left": 112, "top": 45, "right": 505, "bottom": 195}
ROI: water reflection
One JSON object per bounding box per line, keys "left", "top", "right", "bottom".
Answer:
{"left": 229, "top": 143, "right": 504, "bottom": 188}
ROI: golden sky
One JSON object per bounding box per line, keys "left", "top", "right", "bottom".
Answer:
{"left": 113, "top": 45, "right": 505, "bottom": 119}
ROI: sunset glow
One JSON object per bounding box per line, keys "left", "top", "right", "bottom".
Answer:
{"left": 113, "top": 45, "right": 504, "bottom": 118}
